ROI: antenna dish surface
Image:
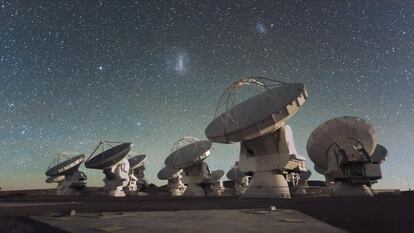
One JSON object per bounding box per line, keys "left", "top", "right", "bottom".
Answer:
{"left": 85, "top": 142, "right": 132, "bottom": 169}
{"left": 314, "top": 164, "right": 327, "bottom": 175}
{"left": 371, "top": 144, "right": 387, "bottom": 163}
{"left": 157, "top": 166, "right": 182, "bottom": 180}
{"left": 210, "top": 169, "right": 225, "bottom": 182}
{"left": 226, "top": 166, "right": 245, "bottom": 180}
{"left": 205, "top": 78, "right": 307, "bottom": 143}
{"left": 307, "top": 116, "right": 377, "bottom": 171}
{"left": 45, "top": 153, "right": 85, "bottom": 177}
{"left": 128, "top": 154, "right": 147, "bottom": 170}
{"left": 165, "top": 139, "right": 212, "bottom": 169}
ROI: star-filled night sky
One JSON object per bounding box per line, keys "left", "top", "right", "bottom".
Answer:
{"left": 1, "top": 1, "right": 413, "bottom": 190}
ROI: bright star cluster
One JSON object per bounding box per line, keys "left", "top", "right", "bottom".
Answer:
{"left": 0, "top": 1, "right": 413, "bottom": 190}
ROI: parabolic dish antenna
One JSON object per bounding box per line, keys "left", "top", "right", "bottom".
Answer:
{"left": 45, "top": 152, "right": 87, "bottom": 196}
{"left": 165, "top": 137, "right": 212, "bottom": 169}
{"left": 157, "top": 166, "right": 182, "bottom": 180}
{"left": 126, "top": 153, "right": 147, "bottom": 193}
{"left": 205, "top": 77, "right": 308, "bottom": 198}
{"left": 157, "top": 166, "right": 186, "bottom": 196}
{"left": 210, "top": 169, "right": 225, "bottom": 182}
{"left": 307, "top": 116, "right": 377, "bottom": 171}
{"left": 85, "top": 141, "right": 132, "bottom": 169}
{"left": 306, "top": 116, "right": 387, "bottom": 196}
{"left": 85, "top": 141, "right": 133, "bottom": 197}
{"left": 128, "top": 154, "right": 147, "bottom": 170}
{"left": 226, "top": 166, "right": 246, "bottom": 181}
{"left": 226, "top": 162, "right": 250, "bottom": 195}
{"left": 205, "top": 77, "right": 307, "bottom": 143}
{"left": 45, "top": 153, "right": 85, "bottom": 177}
{"left": 165, "top": 136, "right": 213, "bottom": 197}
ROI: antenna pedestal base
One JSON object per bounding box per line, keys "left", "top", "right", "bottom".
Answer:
{"left": 107, "top": 189, "right": 126, "bottom": 197}
{"left": 171, "top": 188, "right": 186, "bottom": 196}
{"left": 208, "top": 180, "right": 225, "bottom": 196}
{"left": 294, "top": 184, "right": 308, "bottom": 195}
{"left": 168, "top": 177, "right": 186, "bottom": 196}
{"left": 183, "top": 183, "right": 205, "bottom": 197}
{"left": 55, "top": 171, "right": 86, "bottom": 196}
{"left": 103, "top": 160, "right": 130, "bottom": 197}
{"left": 334, "top": 182, "right": 373, "bottom": 196}
{"left": 242, "top": 172, "right": 290, "bottom": 198}
{"left": 56, "top": 183, "right": 84, "bottom": 196}
{"left": 235, "top": 177, "right": 249, "bottom": 195}
{"left": 127, "top": 180, "right": 138, "bottom": 192}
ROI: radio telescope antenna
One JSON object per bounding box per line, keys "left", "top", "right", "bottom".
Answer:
{"left": 165, "top": 136, "right": 213, "bottom": 197}
{"left": 307, "top": 116, "right": 388, "bottom": 196}
{"left": 226, "top": 162, "right": 250, "bottom": 195}
{"left": 85, "top": 140, "right": 132, "bottom": 197}
{"left": 45, "top": 152, "right": 87, "bottom": 196}
{"left": 207, "top": 169, "right": 225, "bottom": 196}
{"left": 126, "top": 153, "right": 147, "bottom": 193}
{"left": 157, "top": 166, "right": 186, "bottom": 196}
{"left": 206, "top": 77, "right": 308, "bottom": 198}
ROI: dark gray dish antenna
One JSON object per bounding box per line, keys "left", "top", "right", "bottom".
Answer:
{"left": 165, "top": 138, "right": 212, "bottom": 169}
{"left": 226, "top": 166, "right": 246, "bottom": 181}
{"left": 45, "top": 153, "right": 85, "bottom": 177}
{"left": 128, "top": 154, "right": 147, "bottom": 170}
{"left": 210, "top": 169, "right": 225, "bottom": 182}
{"left": 85, "top": 141, "right": 132, "bottom": 169}
{"left": 157, "top": 166, "right": 182, "bottom": 180}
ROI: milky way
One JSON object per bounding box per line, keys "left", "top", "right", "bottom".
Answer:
{"left": 0, "top": 1, "right": 413, "bottom": 190}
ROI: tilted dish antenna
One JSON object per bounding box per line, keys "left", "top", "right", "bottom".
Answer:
{"left": 208, "top": 169, "right": 225, "bottom": 196}
{"left": 45, "top": 152, "right": 87, "bottom": 195}
{"left": 165, "top": 136, "right": 213, "bottom": 197}
{"left": 210, "top": 170, "right": 225, "bottom": 182}
{"left": 307, "top": 116, "right": 388, "bottom": 196}
{"left": 157, "top": 166, "right": 186, "bottom": 196}
{"left": 205, "top": 77, "right": 308, "bottom": 198}
{"left": 85, "top": 140, "right": 132, "bottom": 197}
{"left": 226, "top": 162, "right": 250, "bottom": 195}
{"left": 126, "top": 154, "right": 147, "bottom": 192}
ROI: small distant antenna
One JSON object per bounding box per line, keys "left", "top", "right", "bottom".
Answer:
{"left": 407, "top": 176, "right": 411, "bottom": 191}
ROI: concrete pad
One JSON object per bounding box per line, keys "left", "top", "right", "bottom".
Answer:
{"left": 32, "top": 209, "right": 348, "bottom": 233}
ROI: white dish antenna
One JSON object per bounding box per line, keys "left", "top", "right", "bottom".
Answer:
{"left": 45, "top": 152, "right": 87, "bottom": 196}
{"left": 206, "top": 77, "right": 307, "bottom": 143}
{"left": 127, "top": 154, "right": 147, "bottom": 192}
{"left": 226, "top": 162, "right": 250, "bottom": 195}
{"left": 307, "top": 116, "right": 388, "bottom": 196}
{"left": 157, "top": 166, "right": 186, "bottom": 196}
{"left": 208, "top": 169, "right": 225, "bottom": 196}
{"left": 164, "top": 136, "right": 213, "bottom": 197}
{"left": 205, "top": 77, "right": 308, "bottom": 198}
{"left": 165, "top": 137, "right": 212, "bottom": 169}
